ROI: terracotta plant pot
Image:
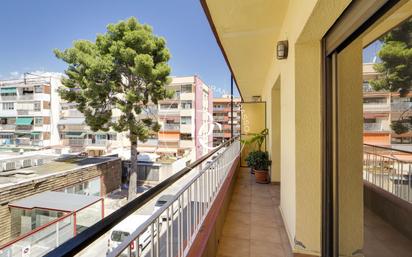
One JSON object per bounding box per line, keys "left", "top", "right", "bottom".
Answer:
{"left": 254, "top": 169, "right": 268, "bottom": 184}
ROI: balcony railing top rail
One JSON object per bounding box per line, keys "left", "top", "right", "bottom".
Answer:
{"left": 363, "top": 143, "right": 412, "bottom": 203}
{"left": 44, "top": 136, "right": 240, "bottom": 257}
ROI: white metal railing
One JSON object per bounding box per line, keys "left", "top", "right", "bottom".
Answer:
{"left": 363, "top": 144, "right": 412, "bottom": 203}
{"left": 107, "top": 139, "right": 240, "bottom": 257}
{"left": 391, "top": 102, "right": 412, "bottom": 112}
{"left": 363, "top": 123, "right": 389, "bottom": 131}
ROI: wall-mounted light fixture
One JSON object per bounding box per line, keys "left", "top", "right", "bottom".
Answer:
{"left": 276, "top": 40, "right": 288, "bottom": 60}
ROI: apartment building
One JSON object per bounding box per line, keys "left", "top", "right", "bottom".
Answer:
{"left": 154, "top": 76, "right": 213, "bottom": 161}
{"left": 58, "top": 75, "right": 213, "bottom": 161}
{"left": 0, "top": 73, "right": 62, "bottom": 151}
{"left": 58, "top": 102, "right": 126, "bottom": 156}
{"left": 212, "top": 95, "right": 241, "bottom": 146}
{"left": 363, "top": 63, "right": 412, "bottom": 146}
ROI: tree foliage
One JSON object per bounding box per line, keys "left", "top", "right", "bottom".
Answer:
{"left": 55, "top": 17, "right": 172, "bottom": 138}
{"left": 369, "top": 19, "right": 412, "bottom": 135}
{"left": 370, "top": 19, "right": 412, "bottom": 95}
{"left": 55, "top": 17, "right": 173, "bottom": 199}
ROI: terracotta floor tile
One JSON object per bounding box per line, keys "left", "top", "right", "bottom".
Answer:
{"left": 222, "top": 220, "right": 251, "bottom": 239}
{"left": 228, "top": 201, "right": 251, "bottom": 213}
{"left": 251, "top": 226, "right": 282, "bottom": 243}
{"left": 250, "top": 241, "right": 285, "bottom": 257}
{"left": 226, "top": 210, "right": 251, "bottom": 225}
{"left": 217, "top": 236, "right": 250, "bottom": 257}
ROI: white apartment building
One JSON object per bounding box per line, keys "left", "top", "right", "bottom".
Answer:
{"left": 0, "top": 74, "right": 213, "bottom": 161}
{"left": 139, "top": 76, "right": 213, "bottom": 162}
{"left": 0, "top": 73, "right": 62, "bottom": 151}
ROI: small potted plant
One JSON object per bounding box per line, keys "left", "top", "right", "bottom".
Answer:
{"left": 242, "top": 128, "right": 271, "bottom": 183}
{"left": 250, "top": 151, "right": 270, "bottom": 183}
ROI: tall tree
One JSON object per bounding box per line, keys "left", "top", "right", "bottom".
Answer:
{"left": 370, "top": 19, "right": 412, "bottom": 134}
{"left": 370, "top": 19, "right": 412, "bottom": 95}
{"left": 55, "top": 17, "right": 172, "bottom": 200}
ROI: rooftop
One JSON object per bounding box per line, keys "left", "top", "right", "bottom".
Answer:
{"left": 0, "top": 156, "right": 119, "bottom": 190}
{"left": 9, "top": 191, "right": 101, "bottom": 212}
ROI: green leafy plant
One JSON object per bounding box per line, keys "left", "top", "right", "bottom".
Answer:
{"left": 241, "top": 128, "right": 268, "bottom": 151}
{"left": 245, "top": 150, "right": 270, "bottom": 171}
{"left": 390, "top": 120, "right": 409, "bottom": 134}
{"left": 55, "top": 17, "right": 173, "bottom": 200}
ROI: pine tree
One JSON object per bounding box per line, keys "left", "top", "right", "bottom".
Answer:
{"left": 55, "top": 17, "right": 172, "bottom": 200}
{"left": 370, "top": 19, "right": 412, "bottom": 134}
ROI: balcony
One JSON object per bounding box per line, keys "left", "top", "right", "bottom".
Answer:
{"left": 213, "top": 168, "right": 292, "bottom": 257}
{"left": 19, "top": 94, "right": 34, "bottom": 100}
{"left": 0, "top": 124, "right": 16, "bottom": 130}
{"left": 363, "top": 102, "right": 391, "bottom": 112}
{"left": 15, "top": 125, "right": 33, "bottom": 131}
{"left": 391, "top": 102, "right": 412, "bottom": 112}
{"left": 363, "top": 123, "right": 390, "bottom": 132}
{"left": 162, "top": 124, "right": 180, "bottom": 131}
{"left": 25, "top": 138, "right": 240, "bottom": 257}
{"left": 85, "top": 139, "right": 108, "bottom": 146}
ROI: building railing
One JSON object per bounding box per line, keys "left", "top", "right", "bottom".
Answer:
{"left": 19, "top": 94, "right": 34, "bottom": 100}
{"left": 162, "top": 124, "right": 180, "bottom": 131}
{"left": 391, "top": 102, "right": 412, "bottom": 112}
{"left": 0, "top": 95, "right": 17, "bottom": 100}
{"left": 44, "top": 137, "right": 240, "bottom": 257}
{"left": 85, "top": 139, "right": 108, "bottom": 146}
{"left": 107, "top": 139, "right": 240, "bottom": 257}
{"left": 363, "top": 144, "right": 412, "bottom": 203}
{"left": 0, "top": 124, "right": 16, "bottom": 130}
{"left": 363, "top": 123, "right": 389, "bottom": 131}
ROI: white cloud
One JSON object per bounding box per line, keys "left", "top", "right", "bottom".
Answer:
{"left": 9, "top": 71, "right": 20, "bottom": 78}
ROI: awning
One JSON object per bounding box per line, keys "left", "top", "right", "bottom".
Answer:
{"left": 65, "top": 132, "right": 85, "bottom": 138}
{"left": 0, "top": 87, "right": 16, "bottom": 94}
{"left": 31, "top": 132, "right": 41, "bottom": 136}
{"left": 15, "top": 117, "right": 33, "bottom": 125}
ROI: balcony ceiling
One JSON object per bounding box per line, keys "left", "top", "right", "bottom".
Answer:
{"left": 202, "top": 0, "right": 289, "bottom": 99}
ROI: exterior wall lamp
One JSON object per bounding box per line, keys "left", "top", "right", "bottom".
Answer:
{"left": 276, "top": 40, "right": 288, "bottom": 60}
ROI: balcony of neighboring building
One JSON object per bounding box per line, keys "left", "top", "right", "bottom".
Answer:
{"left": 363, "top": 96, "right": 391, "bottom": 112}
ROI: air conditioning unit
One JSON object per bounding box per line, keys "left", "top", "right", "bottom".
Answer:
{"left": 5, "top": 162, "right": 16, "bottom": 171}
{"left": 22, "top": 159, "right": 32, "bottom": 168}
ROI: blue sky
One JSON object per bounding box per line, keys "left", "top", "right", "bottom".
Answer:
{"left": 0, "top": 0, "right": 381, "bottom": 96}
{"left": 0, "top": 0, "right": 238, "bottom": 97}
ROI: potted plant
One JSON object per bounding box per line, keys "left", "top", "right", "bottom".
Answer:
{"left": 242, "top": 128, "right": 271, "bottom": 183}
{"left": 250, "top": 151, "right": 270, "bottom": 183}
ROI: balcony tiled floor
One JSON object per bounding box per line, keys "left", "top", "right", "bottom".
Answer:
{"left": 364, "top": 207, "right": 412, "bottom": 257}
{"left": 217, "top": 167, "right": 293, "bottom": 257}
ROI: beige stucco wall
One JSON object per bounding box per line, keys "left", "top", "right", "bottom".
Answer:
{"left": 240, "top": 102, "right": 266, "bottom": 167}
{"left": 337, "top": 38, "right": 364, "bottom": 256}
{"left": 259, "top": 0, "right": 352, "bottom": 255}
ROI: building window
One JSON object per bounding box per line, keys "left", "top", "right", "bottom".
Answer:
{"left": 107, "top": 134, "right": 117, "bottom": 141}
{"left": 2, "top": 102, "right": 14, "bottom": 110}
{"left": 181, "top": 100, "right": 192, "bottom": 109}
{"left": 34, "top": 85, "right": 43, "bottom": 93}
{"left": 181, "top": 84, "right": 192, "bottom": 93}
{"left": 34, "top": 102, "right": 41, "bottom": 111}
{"left": 180, "top": 133, "right": 192, "bottom": 140}
{"left": 181, "top": 116, "right": 192, "bottom": 125}
{"left": 34, "top": 117, "right": 43, "bottom": 126}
